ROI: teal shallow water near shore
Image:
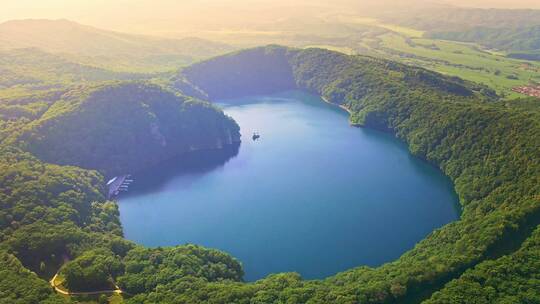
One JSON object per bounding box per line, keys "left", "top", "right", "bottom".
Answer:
{"left": 118, "top": 91, "right": 460, "bottom": 281}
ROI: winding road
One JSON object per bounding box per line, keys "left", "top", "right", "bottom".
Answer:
{"left": 49, "top": 272, "right": 125, "bottom": 296}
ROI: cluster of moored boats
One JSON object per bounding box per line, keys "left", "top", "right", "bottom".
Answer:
{"left": 106, "top": 174, "right": 133, "bottom": 198}
{"left": 105, "top": 131, "right": 261, "bottom": 199}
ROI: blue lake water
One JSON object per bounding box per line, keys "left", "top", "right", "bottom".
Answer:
{"left": 118, "top": 91, "right": 460, "bottom": 281}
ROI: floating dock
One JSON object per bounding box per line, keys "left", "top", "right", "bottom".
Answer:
{"left": 107, "top": 175, "right": 133, "bottom": 199}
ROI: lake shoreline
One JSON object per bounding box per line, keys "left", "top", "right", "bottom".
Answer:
{"left": 320, "top": 96, "right": 362, "bottom": 127}
{"left": 318, "top": 95, "right": 461, "bottom": 214}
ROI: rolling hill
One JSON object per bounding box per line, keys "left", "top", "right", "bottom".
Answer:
{"left": 0, "top": 48, "right": 137, "bottom": 86}
{"left": 7, "top": 82, "right": 240, "bottom": 176}
{"left": 0, "top": 47, "right": 142, "bottom": 99}
{"left": 0, "top": 19, "right": 235, "bottom": 72}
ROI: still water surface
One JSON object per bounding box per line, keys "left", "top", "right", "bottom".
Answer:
{"left": 118, "top": 91, "right": 460, "bottom": 281}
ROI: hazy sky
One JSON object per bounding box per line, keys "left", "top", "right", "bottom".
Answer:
{"left": 0, "top": 0, "right": 313, "bottom": 32}
{"left": 445, "top": 0, "right": 540, "bottom": 8}
{"left": 2, "top": 0, "right": 540, "bottom": 34}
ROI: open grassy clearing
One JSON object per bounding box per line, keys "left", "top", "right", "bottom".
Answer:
{"left": 308, "top": 16, "right": 540, "bottom": 98}
{"left": 375, "top": 33, "right": 540, "bottom": 97}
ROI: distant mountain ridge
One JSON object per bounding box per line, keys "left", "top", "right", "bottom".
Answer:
{"left": 0, "top": 19, "right": 235, "bottom": 72}
{"left": 372, "top": 6, "right": 540, "bottom": 32}
{"left": 367, "top": 5, "right": 540, "bottom": 60}
{"left": 428, "top": 25, "right": 540, "bottom": 52}
{"left": 0, "top": 47, "right": 142, "bottom": 97}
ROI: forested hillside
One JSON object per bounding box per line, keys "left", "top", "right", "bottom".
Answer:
{"left": 0, "top": 250, "right": 68, "bottom": 304}
{"left": 6, "top": 82, "right": 240, "bottom": 176}
{"left": 181, "top": 46, "right": 496, "bottom": 102}
{"left": 0, "top": 48, "right": 140, "bottom": 98}
{"left": 428, "top": 26, "right": 540, "bottom": 52}
{"left": 0, "top": 46, "right": 538, "bottom": 303}
{"left": 0, "top": 145, "right": 129, "bottom": 302}
{"left": 181, "top": 47, "right": 297, "bottom": 99}
{"left": 425, "top": 225, "right": 540, "bottom": 303}
{"left": 0, "top": 80, "right": 244, "bottom": 303}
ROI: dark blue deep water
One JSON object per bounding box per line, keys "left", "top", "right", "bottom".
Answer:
{"left": 118, "top": 91, "right": 460, "bottom": 281}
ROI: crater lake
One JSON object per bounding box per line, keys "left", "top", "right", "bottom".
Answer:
{"left": 118, "top": 91, "right": 460, "bottom": 281}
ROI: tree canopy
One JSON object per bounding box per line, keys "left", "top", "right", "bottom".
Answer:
{"left": 0, "top": 46, "right": 538, "bottom": 303}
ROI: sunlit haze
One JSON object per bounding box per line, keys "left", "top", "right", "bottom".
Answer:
{"left": 2, "top": 0, "right": 540, "bottom": 36}
{"left": 1, "top": 0, "right": 539, "bottom": 302}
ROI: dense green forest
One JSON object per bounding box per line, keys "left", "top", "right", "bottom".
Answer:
{"left": 0, "top": 79, "right": 242, "bottom": 302}
{"left": 0, "top": 250, "right": 68, "bottom": 304}
{"left": 0, "top": 46, "right": 538, "bottom": 303}
{"left": 0, "top": 48, "right": 136, "bottom": 84}
{"left": 5, "top": 82, "right": 240, "bottom": 176}
{"left": 425, "top": 225, "right": 540, "bottom": 303}
{"left": 0, "top": 48, "right": 141, "bottom": 97}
